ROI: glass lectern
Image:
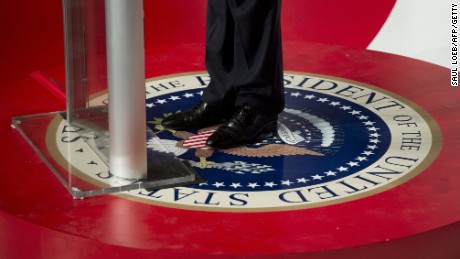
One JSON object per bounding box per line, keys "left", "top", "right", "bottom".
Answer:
{"left": 12, "top": 0, "right": 200, "bottom": 198}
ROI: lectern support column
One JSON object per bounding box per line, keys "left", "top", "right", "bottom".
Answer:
{"left": 105, "top": 0, "right": 147, "bottom": 179}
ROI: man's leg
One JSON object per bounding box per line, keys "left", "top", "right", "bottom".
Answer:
{"left": 229, "top": 0, "right": 284, "bottom": 115}
{"left": 201, "top": 0, "right": 237, "bottom": 110}
{"left": 205, "top": 0, "right": 284, "bottom": 149}
{"left": 162, "top": 0, "right": 237, "bottom": 130}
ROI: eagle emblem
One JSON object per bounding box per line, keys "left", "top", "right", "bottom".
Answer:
{"left": 148, "top": 108, "right": 333, "bottom": 169}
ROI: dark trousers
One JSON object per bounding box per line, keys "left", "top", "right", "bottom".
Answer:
{"left": 201, "top": 0, "right": 284, "bottom": 115}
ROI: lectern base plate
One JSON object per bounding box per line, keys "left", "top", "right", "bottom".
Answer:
{"left": 12, "top": 111, "right": 202, "bottom": 198}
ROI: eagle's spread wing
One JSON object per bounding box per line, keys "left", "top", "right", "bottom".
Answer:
{"left": 222, "top": 144, "right": 324, "bottom": 157}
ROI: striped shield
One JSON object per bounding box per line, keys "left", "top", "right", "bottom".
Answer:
{"left": 183, "top": 130, "right": 215, "bottom": 149}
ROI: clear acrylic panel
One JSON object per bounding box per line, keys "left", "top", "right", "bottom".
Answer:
{"left": 11, "top": 0, "right": 200, "bottom": 198}
{"left": 63, "top": 0, "right": 109, "bottom": 128}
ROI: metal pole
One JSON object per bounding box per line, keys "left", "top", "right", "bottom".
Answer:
{"left": 105, "top": 0, "right": 147, "bottom": 179}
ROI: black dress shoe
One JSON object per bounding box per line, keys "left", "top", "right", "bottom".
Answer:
{"left": 161, "top": 101, "right": 229, "bottom": 130}
{"left": 206, "top": 106, "right": 278, "bottom": 149}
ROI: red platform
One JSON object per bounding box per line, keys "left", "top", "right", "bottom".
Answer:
{"left": 1, "top": 0, "right": 460, "bottom": 258}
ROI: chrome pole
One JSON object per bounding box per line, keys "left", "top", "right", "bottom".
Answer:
{"left": 105, "top": 0, "right": 147, "bottom": 179}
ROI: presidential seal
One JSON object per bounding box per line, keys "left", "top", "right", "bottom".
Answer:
{"left": 48, "top": 72, "right": 442, "bottom": 212}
